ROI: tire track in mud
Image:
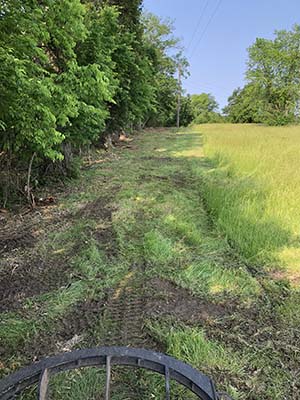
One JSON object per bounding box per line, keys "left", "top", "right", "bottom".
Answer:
{"left": 98, "top": 270, "right": 231, "bottom": 349}
{"left": 93, "top": 271, "right": 156, "bottom": 399}
{"left": 100, "top": 271, "right": 151, "bottom": 348}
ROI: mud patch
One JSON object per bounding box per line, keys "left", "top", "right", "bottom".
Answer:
{"left": 146, "top": 278, "right": 232, "bottom": 325}
{"left": 170, "top": 172, "right": 198, "bottom": 189}
{"left": 93, "top": 227, "right": 117, "bottom": 258}
{"left": 210, "top": 300, "right": 299, "bottom": 352}
{"left": 0, "top": 257, "right": 71, "bottom": 312}
{"left": 207, "top": 302, "right": 300, "bottom": 397}
{"left": 72, "top": 194, "right": 119, "bottom": 258}
{"left": 100, "top": 274, "right": 150, "bottom": 347}
{"left": 0, "top": 225, "right": 36, "bottom": 255}
{"left": 98, "top": 275, "right": 233, "bottom": 350}
{"left": 17, "top": 298, "right": 105, "bottom": 362}
{"left": 74, "top": 196, "right": 115, "bottom": 221}
{"left": 138, "top": 174, "right": 169, "bottom": 185}
{"left": 0, "top": 200, "right": 71, "bottom": 253}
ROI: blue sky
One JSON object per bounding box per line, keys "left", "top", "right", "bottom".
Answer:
{"left": 143, "top": 0, "right": 300, "bottom": 110}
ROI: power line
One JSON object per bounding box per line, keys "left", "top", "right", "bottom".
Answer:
{"left": 190, "top": 0, "right": 223, "bottom": 58}
{"left": 186, "top": 0, "right": 210, "bottom": 52}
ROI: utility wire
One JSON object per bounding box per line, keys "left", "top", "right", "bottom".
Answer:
{"left": 186, "top": 0, "right": 210, "bottom": 52}
{"left": 190, "top": 0, "right": 223, "bottom": 58}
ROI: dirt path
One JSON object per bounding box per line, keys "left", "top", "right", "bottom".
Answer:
{"left": 0, "top": 130, "right": 299, "bottom": 399}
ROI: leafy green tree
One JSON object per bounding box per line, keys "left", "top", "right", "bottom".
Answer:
{"left": 191, "top": 93, "right": 218, "bottom": 114}
{"left": 223, "top": 85, "right": 263, "bottom": 123}
{"left": 179, "top": 95, "right": 194, "bottom": 126}
{"left": 247, "top": 25, "right": 300, "bottom": 125}
{"left": 0, "top": 0, "right": 190, "bottom": 205}
{"left": 107, "top": 0, "right": 142, "bottom": 29}
{"left": 103, "top": 0, "right": 154, "bottom": 131}
{"left": 190, "top": 93, "right": 222, "bottom": 123}
{"left": 143, "top": 13, "right": 186, "bottom": 127}
{"left": 68, "top": 3, "right": 120, "bottom": 146}
{"left": 223, "top": 25, "right": 300, "bottom": 126}
{"left": 0, "top": 0, "right": 89, "bottom": 160}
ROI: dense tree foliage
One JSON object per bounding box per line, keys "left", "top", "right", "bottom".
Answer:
{"left": 178, "top": 95, "right": 194, "bottom": 127}
{"left": 222, "top": 85, "right": 263, "bottom": 123}
{"left": 0, "top": 0, "right": 185, "bottom": 204}
{"left": 0, "top": 0, "right": 87, "bottom": 161}
{"left": 190, "top": 93, "right": 222, "bottom": 124}
{"left": 224, "top": 25, "right": 300, "bottom": 125}
{"left": 142, "top": 14, "right": 186, "bottom": 127}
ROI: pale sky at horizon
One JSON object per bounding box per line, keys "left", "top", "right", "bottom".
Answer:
{"left": 143, "top": 0, "right": 300, "bottom": 110}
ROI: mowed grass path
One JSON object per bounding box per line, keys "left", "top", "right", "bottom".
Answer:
{"left": 0, "top": 128, "right": 299, "bottom": 399}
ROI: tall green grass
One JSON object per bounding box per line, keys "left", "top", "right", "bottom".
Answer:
{"left": 190, "top": 124, "right": 300, "bottom": 279}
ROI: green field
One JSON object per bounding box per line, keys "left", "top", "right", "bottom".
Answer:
{"left": 195, "top": 123, "right": 300, "bottom": 283}
{"left": 1, "top": 127, "right": 300, "bottom": 399}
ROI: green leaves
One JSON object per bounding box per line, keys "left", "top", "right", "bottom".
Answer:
{"left": 190, "top": 93, "right": 222, "bottom": 124}
{"left": 0, "top": 0, "right": 185, "bottom": 176}
{"left": 227, "top": 25, "right": 300, "bottom": 125}
{"left": 142, "top": 13, "right": 185, "bottom": 127}
{"left": 0, "top": 0, "right": 85, "bottom": 160}
{"left": 223, "top": 85, "right": 263, "bottom": 123}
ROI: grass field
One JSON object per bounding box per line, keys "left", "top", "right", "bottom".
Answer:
{"left": 187, "top": 124, "right": 300, "bottom": 284}
{"left": 0, "top": 127, "right": 300, "bottom": 399}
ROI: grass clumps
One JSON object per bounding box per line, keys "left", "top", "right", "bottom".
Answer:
{"left": 143, "top": 230, "right": 176, "bottom": 266}
{"left": 148, "top": 321, "right": 245, "bottom": 399}
{"left": 175, "top": 261, "right": 260, "bottom": 299}
{"left": 0, "top": 283, "right": 85, "bottom": 357}
{"left": 276, "top": 290, "right": 300, "bottom": 328}
{"left": 49, "top": 368, "right": 106, "bottom": 400}
{"left": 72, "top": 241, "right": 107, "bottom": 280}
{"left": 0, "top": 314, "right": 38, "bottom": 350}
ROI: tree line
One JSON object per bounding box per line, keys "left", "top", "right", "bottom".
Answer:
{"left": 186, "top": 25, "right": 300, "bottom": 126}
{"left": 0, "top": 0, "right": 188, "bottom": 205}
{"left": 224, "top": 25, "right": 300, "bottom": 125}
{"left": 1, "top": 2, "right": 299, "bottom": 205}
